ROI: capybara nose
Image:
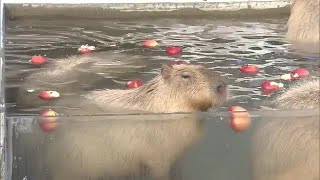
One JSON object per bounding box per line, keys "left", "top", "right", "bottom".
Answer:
{"left": 216, "top": 82, "right": 227, "bottom": 94}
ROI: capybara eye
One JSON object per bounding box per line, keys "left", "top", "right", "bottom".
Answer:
{"left": 181, "top": 74, "right": 190, "bottom": 79}
{"left": 182, "top": 75, "right": 190, "bottom": 79}
{"left": 181, "top": 72, "right": 191, "bottom": 79}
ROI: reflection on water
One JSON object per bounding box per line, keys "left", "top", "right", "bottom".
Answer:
{"left": 4, "top": 16, "right": 320, "bottom": 180}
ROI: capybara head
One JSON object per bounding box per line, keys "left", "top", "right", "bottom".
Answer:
{"left": 157, "top": 63, "right": 228, "bottom": 111}
{"left": 89, "top": 63, "right": 228, "bottom": 113}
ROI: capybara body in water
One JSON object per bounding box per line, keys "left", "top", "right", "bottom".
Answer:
{"left": 16, "top": 63, "right": 228, "bottom": 180}
{"left": 84, "top": 63, "right": 228, "bottom": 113}
{"left": 287, "top": 0, "right": 320, "bottom": 53}
{"left": 15, "top": 52, "right": 145, "bottom": 109}
{"left": 252, "top": 78, "right": 319, "bottom": 180}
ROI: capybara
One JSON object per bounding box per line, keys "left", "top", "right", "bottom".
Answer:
{"left": 83, "top": 63, "right": 228, "bottom": 113}
{"left": 15, "top": 52, "right": 146, "bottom": 108}
{"left": 251, "top": 78, "right": 320, "bottom": 180}
{"left": 286, "top": 0, "right": 320, "bottom": 53}
{"left": 14, "top": 63, "right": 228, "bottom": 180}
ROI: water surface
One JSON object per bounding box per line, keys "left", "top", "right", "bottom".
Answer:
{"left": 4, "top": 17, "right": 320, "bottom": 180}
{"left": 5, "top": 17, "right": 320, "bottom": 113}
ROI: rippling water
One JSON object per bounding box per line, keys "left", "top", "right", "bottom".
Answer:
{"left": 4, "top": 16, "right": 320, "bottom": 180}
{"left": 5, "top": 17, "right": 320, "bottom": 114}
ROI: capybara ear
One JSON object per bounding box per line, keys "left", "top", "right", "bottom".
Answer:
{"left": 161, "top": 63, "right": 173, "bottom": 79}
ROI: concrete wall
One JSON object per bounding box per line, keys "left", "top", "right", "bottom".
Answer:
{"left": 4, "top": 0, "right": 291, "bottom": 19}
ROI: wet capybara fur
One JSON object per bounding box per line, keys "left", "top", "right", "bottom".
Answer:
{"left": 15, "top": 52, "right": 146, "bottom": 109}
{"left": 287, "top": 0, "right": 320, "bottom": 52}
{"left": 15, "top": 63, "right": 228, "bottom": 180}
{"left": 83, "top": 63, "right": 228, "bottom": 113}
{"left": 252, "top": 78, "right": 320, "bottom": 180}
{"left": 16, "top": 55, "right": 104, "bottom": 108}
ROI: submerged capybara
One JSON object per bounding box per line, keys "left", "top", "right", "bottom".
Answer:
{"left": 15, "top": 63, "right": 228, "bottom": 180}
{"left": 286, "top": 0, "right": 320, "bottom": 53}
{"left": 15, "top": 52, "right": 146, "bottom": 108}
{"left": 251, "top": 78, "right": 319, "bottom": 180}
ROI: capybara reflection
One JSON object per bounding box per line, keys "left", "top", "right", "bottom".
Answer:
{"left": 286, "top": 0, "right": 320, "bottom": 52}
{"left": 252, "top": 78, "right": 319, "bottom": 180}
{"left": 18, "top": 63, "right": 227, "bottom": 180}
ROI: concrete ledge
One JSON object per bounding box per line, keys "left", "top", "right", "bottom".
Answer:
{"left": 5, "top": 3, "right": 290, "bottom": 20}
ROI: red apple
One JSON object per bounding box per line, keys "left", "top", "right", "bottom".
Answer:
{"left": 127, "top": 80, "right": 143, "bottom": 89}
{"left": 30, "top": 55, "right": 47, "bottom": 65}
{"left": 240, "top": 65, "right": 259, "bottom": 74}
{"left": 80, "top": 48, "right": 92, "bottom": 53}
{"left": 291, "top": 68, "right": 309, "bottom": 80}
{"left": 39, "top": 91, "right": 60, "bottom": 100}
{"left": 39, "top": 109, "right": 59, "bottom": 132}
{"left": 166, "top": 46, "right": 182, "bottom": 55}
{"left": 78, "top": 44, "right": 96, "bottom": 54}
{"left": 143, "top": 40, "right": 159, "bottom": 48}
{"left": 281, "top": 68, "right": 310, "bottom": 81}
{"left": 228, "top": 106, "right": 251, "bottom": 132}
{"left": 261, "top": 81, "right": 283, "bottom": 91}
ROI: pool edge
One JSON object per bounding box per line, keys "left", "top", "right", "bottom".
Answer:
{"left": 4, "top": 1, "right": 291, "bottom": 20}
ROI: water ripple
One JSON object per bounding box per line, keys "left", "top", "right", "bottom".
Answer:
{"left": 5, "top": 18, "right": 320, "bottom": 111}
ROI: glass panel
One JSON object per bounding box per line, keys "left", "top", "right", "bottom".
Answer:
{"left": 7, "top": 110, "right": 319, "bottom": 180}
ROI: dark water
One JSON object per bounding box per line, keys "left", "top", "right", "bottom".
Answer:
{"left": 4, "top": 17, "right": 320, "bottom": 180}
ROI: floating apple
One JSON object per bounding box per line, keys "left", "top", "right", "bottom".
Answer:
{"left": 291, "top": 68, "right": 309, "bottom": 79}
{"left": 39, "top": 109, "right": 59, "bottom": 132}
{"left": 29, "top": 55, "right": 47, "bottom": 65}
{"left": 228, "top": 106, "right": 251, "bottom": 132}
{"left": 166, "top": 46, "right": 182, "bottom": 55}
{"left": 39, "top": 91, "right": 60, "bottom": 100}
{"left": 281, "top": 68, "right": 309, "bottom": 80}
{"left": 143, "top": 40, "right": 159, "bottom": 48}
{"left": 240, "top": 65, "right": 259, "bottom": 74}
{"left": 261, "top": 81, "right": 284, "bottom": 91}
{"left": 78, "top": 44, "right": 96, "bottom": 54}
{"left": 127, "top": 80, "right": 143, "bottom": 89}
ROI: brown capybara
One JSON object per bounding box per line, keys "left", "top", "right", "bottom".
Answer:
{"left": 84, "top": 63, "right": 228, "bottom": 113}
{"left": 15, "top": 52, "right": 145, "bottom": 108}
{"left": 251, "top": 78, "right": 319, "bottom": 180}
{"left": 286, "top": 0, "right": 320, "bottom": 53}
{"left": 16, "top": 63, "right": 228, "bottom": 180}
